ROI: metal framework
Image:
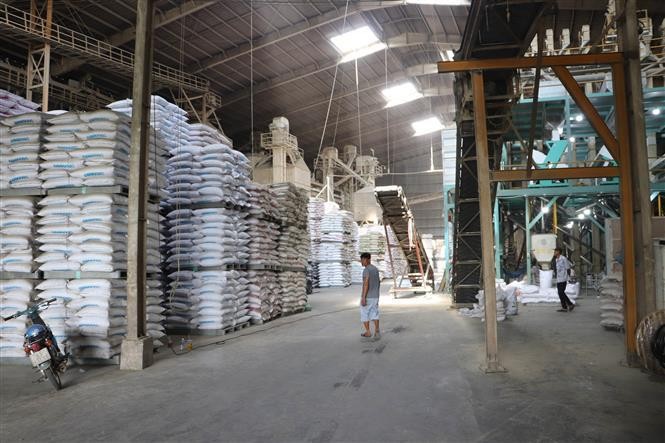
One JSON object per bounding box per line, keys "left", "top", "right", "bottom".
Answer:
{"left": 439, "top": 52, "right": 642, "bottom": 368}
{"left": 0, "top": 2, "right": 217, "bottom": 98}
{"left": 25, "top": 0, "right": 51, "bottom": 111}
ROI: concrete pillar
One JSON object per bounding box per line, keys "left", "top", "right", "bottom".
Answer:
{"left": 121, "top": 0, "right": 155, "bottom": 370}
{"left": 617, "top": 0, "right": 657, "bottom": 321}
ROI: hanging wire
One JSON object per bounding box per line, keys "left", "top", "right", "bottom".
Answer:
{"left": 314, "top": 0, "right": 350, "bottom": 170}
{"left": 354, "top": 56, "right": 362, "bottom": 157}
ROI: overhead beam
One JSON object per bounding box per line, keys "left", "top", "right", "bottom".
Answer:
{"left": 221, "top": 60, "right": 442, "bottom": 108}
{"left": 192, "top": 1, "right": 406, "bottom": 74}
{"left": 437, "top": 53, "right": 624, "bottom": 72}
{"left": 490, "top": 166, "right": 620, "bottom": 182}
{"left": 53, "top": 0, "right": 216, "bottom": 76}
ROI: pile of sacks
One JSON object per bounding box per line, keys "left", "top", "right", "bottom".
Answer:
{"left": 247, "top": 270, "right": 281, "bottom": 323}
{"left": 34, "top": 193, "right": 162, "bottom": 274}
{"left": 599, "top": 272, "right": 623, "bottom": 329}
{"left": 1, "top": 112, "right": 45, "bottom": 190}
{"left": 316, "top": 204, "right": 357, "bottom": 287}
{"left": 246, "top": 184, "right": 280, "bottom": 266}
{"left": 0, "top": 89, "right": 40, "bottom": 117}
{"left": 164, "top": 270, "right": 250, "bottom": 331}
{"left": 0, "top": 279, "right": 32, "bottom": 358}
{"left": 271, "top": 183, "right": 309, "bottom": 268}
{"left": 39, "top": 110, "right": 144, "bottom": 190}
{"left": 385, "top": 226, "right": 408, "bottom": 278}
{"left": 516, "top": 270, "right": 580, "bottom": 304}
{"left": 459, "top": 280, "right": 519, "bottom": 322}
{"left": 0, "top": 197, "right": 35, "bottom": 273}
{"left": 165, "top": 207, "right": 249, "bottom": 270}
{"left": 279, "top": 271, "right": 307, "bottom": 313}
{"left": 36, "top": 278, "right": 127, "bottom": 361}
{"left": 164, "top": 127, "right": 251, "bottom": 207}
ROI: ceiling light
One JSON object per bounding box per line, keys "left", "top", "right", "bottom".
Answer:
{"left": 575, "top": 114, "right": 584, "bottom": 122}
{"left": 583, "top": 208, "right": 591, "bottom": 216}
{"left": 569, "top": 136, "right": 576, "bottom": 143}
{"left": 577, "top": 213, "right": 585, "bottom": 220}
{"left": 652, "top": 108, "right": 661, "bottom": 116}
{"left": 382, "top": 82, "right": 423, "bottom": 108}
{"left": 330, "top": 26, "right": 386, "bottom": 63}
{"left": 405, "top": 0, "right": 471, "bottom": 5}
{"left": 411, "top": 116, "right": 444, "bottom": 136}
{"left": 541, "top": 206, "right": 550, "bottom": 214}
{"left": 565, "top": 221, "right": 574, "bottom": 229}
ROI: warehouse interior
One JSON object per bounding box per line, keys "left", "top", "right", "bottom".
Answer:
{"left": 1, "top": 0, "right": 664, "bottom": 442}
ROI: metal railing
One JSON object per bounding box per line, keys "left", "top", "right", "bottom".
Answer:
{"left": 0, "top": 3, "right": 219, "bottom": 101}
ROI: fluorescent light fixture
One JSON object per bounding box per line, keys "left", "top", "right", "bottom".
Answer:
{"left": 411, "top": 116, "right": 444, "bottom": 136}
{"left": 652, "top": 108, "right": 661, "bottom": 116}
{"left": 577, "top": 213, "right": 585, "bottom": 220}
{"left": 541, "top": 206, "right": 550, "bottom": 214}
{"left": 565, "top": 221, "right": 574, "bottom": 229}
{"left": 583, "top": 208, "right": 591, "bottom": 216}
{"left": 406, "top": 0, "right": 471, "bottom": 5}
{"left": 569, "top": 136, "right": 576, "bottom": 143}
{"left": 382, "top": 82, "right": 423, "bottom": 108}
{"left": 330, "top": 26, "right": 386, "bottom": 63}
{"left": 575, "top": 114, "right": 584, "bottom": 122}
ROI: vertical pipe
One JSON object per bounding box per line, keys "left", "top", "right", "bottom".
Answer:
{"left": 526, "top": 197, "right": 531, "bottom": 284}
{"left": 471, "top": 71, "right": 505, "bottom": 372}
{"left": 126, "top": 0, "right": 154, "bottom": 342}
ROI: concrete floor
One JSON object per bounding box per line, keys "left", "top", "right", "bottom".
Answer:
{"left": 1, "top": 286, "right": 663, "bottom": 442}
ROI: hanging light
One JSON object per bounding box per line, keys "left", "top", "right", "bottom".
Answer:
{"left": 652, "top": 108, "right": 661, "bottom": 116}
{"left": 577, "top": 213, "right": 585, "bottom": 220}
{"left": 565, "top": 221, "right": 574, "bottom": 229}
{"left": 574, "top": 114, "right": 584, "bottom": 122}
{"left": 583, "top": 208, "right": 591, "bottom": 216}
{"left": 541, "top": 205, "right": 550, "bottom": 214}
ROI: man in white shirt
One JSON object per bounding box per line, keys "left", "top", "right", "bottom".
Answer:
{"left": 553, "top": 247, "right": 575, "bottom": 312}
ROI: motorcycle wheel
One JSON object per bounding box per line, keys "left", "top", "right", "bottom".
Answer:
{"left": 44, "top": 366, "right": 62, "bottom": 390}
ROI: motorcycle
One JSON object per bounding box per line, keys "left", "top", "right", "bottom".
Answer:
{"left": 2, "top": 298, "right": 68, "bottom": 390}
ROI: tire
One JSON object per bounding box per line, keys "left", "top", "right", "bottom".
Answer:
{"left": 44, "top": 366, "right": 62, "bottom": 391}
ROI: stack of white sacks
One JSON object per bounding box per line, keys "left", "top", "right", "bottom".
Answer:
{"left": 0, "top": 198, "right": 35, "bottom": 274}
{"left": 307, "top": 198, "right": 325, "bottom": 287}
{"left": 279, "top": 271, "right": 307, "bottom": 313}
{"left": 1, "top": 112, "right": 45, "bottom": 190}
{"left": 352, "top": 225, "right": 388, "bottom": 284}
{"left": 35, "top": 278, "right": 128, "bottom": 361}
{"left": 246, "top": 184, "right": 280, "bottom": 266}
{"left": 316, "top": 203, "right": 357, "bottom": 287}
{"left": 163, "top": 120, "right": 253, "bottom": 332}
{"left": 0, "top": 89, "right": 40, "bottom": 117}
{"left": 271, "top": 183, "right": 310, "bottom": 269}
{"left": 0, "top": 279, "right": 32, "bottom": 358}
{"left": 599, "top": 272, "right": 623, "bottom": 329}
{"left": 165, "top": 269, "right": 250, "bottom": 331}
{"left": 247, "top": 270, "right": 281, "bottom": 323}
{"left": 458, "top": 280, "right": 519, "bottom": 322}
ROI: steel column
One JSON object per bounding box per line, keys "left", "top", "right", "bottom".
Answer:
{"left": 471, "top": 71, "right": 505, "bottom": 373}
{"left": 611, "top": 62, "right": 639, "bottom": 364}
{"left": 122, "top": 0, "right": 155, "bottom": 370}
{"left": 617, "top": 0, "right": 656, "bottom": 321}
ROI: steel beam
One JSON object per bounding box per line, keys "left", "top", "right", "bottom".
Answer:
{"left": 612, "top": 62, "right": 639, "bottom": 364}
{"left": 123, "top": 0, "right": 154, "bottom": 370}
{"left": 490, "top": 166, "right": 619, "bottom": 182}
{"left": 472, "top": 71, "right": 505, "bottom": 373}
{"left": 437, "top": 53, "right": 624, "bottom": 73}
{"left": 551, "top": 65, "right": 620, "bottom": 160}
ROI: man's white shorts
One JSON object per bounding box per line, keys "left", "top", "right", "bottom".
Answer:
{"left": 360, "top": 298, "right": 380, "bottom": 322}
